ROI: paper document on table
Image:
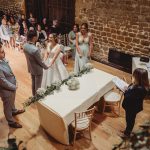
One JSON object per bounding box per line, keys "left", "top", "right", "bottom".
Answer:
{"left": 112, "top": 77, "right": 129, "bottom": 92}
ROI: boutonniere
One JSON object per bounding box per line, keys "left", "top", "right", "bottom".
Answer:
{"left": 4, "top": 59, "right": 9, "bottom": 63}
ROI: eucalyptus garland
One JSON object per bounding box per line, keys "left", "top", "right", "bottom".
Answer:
{"left": 23, "top": 63, "right": 93, "bottom": 108}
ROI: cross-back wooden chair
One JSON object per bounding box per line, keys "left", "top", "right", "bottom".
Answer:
{"left": 71, "top": 106, "right": 96, "bottom": 145}
{"left": 103, "top": 77, "right": 127, "bottom": 116}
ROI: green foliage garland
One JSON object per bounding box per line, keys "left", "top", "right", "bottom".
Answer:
{"left": 23, "top": 64, "right": 93, "bottom": 108}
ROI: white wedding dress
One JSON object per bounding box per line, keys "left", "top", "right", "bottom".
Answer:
{"left": 41, "top": 43, "right": 69, "bottom": 89}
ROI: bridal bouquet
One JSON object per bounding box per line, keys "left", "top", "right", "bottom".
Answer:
{"left": 67, "top": 77, "right": 80, "bottom": 90}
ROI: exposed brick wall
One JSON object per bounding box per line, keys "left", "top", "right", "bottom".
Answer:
{"left": 75, "top": 0, "right": 150, "bottom": 62}
{"left": 0, "top": 0, "right": 25, "bottom": 15}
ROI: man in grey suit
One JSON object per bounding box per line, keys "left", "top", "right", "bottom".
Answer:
{"left": 24, "top": 30, "right": 49, "bottom": 96}
{"left": 0, "top": 44, "right": 25, "bottom": 128}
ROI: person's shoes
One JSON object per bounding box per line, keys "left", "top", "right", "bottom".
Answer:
{"left": 12, "top": 109, "right": 25, "bottom": 116}
{"left": 119, "top": 130, "right": 131, "bottom": 139}
{"left": 9, "top": 122, "right": 22, "bottom": 128}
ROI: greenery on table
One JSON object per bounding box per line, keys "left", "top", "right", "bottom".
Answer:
{"left": 113, "top": 120, "right": 150, "bottom": 150}
{"left": 23, "top": 63, "right": 94, "bottom": 108}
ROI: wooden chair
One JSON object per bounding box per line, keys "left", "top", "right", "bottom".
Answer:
{"left": 103, "top": 77, "right": 127, "bottom": 116}
{"left": 71, "top": 106, "right": 95, "bottom": 145}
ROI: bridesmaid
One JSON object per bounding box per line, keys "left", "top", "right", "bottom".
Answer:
{"left": 74, "top": 23, "right": 93, "bottom": 73}
{"left": 68, "top": 24, "right": 79, "bottom": 59}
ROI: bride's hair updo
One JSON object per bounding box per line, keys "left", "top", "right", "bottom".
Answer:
{"left": 50, "top": 33, "right": 58, "bottom": 43}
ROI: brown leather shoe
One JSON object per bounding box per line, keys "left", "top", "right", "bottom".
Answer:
{"left": 12, "top": 109, "right": 25, "bottom": 116}
{"left": 9, "top": 122, "right": 22, "bottom": 128}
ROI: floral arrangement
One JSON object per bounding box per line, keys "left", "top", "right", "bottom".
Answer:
{"left": 66, "top": 77, "right": 80, "bottom": 90}
{"left": 23, "top": 63, "right": 94, "bottom": 108}
{"left": 113, "top": 120, "right": 150, "bottom": 150}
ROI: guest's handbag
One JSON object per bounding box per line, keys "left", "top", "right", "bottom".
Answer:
{"left": 140, "top": 57, "right": 149, "bottom": 63}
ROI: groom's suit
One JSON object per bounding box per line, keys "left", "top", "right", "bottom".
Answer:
{"left": 24, "top": 42, "right": 48, "bottom": 95}
{"left": 0, "top": 59, "right": 17, "bottom": 124}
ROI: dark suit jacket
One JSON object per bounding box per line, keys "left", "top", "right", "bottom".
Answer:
{"left": 0, "top": 59, "right": 16, "bottom": 98}
{"left": 122, "top": 84, "right": 147, "bottom": 113}
{"left": 23, "top": 43, "right": 48, "bottom": 75}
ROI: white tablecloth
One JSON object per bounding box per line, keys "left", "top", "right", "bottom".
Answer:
{"left": 37, "top": 69, "right": 115, "bottom": 145}
{"left": 132, "top": 57, "right": 150, "bottom": 82}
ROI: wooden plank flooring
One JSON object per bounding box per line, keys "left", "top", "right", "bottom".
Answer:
{"left": 0, "top": 48, "right": 149, "bottom": 150}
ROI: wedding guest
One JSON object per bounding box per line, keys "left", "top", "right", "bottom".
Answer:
{"left": 49, "top": 19, "right": 61, "bottom": 35}
{"left": 9, "top": 16, "right": 19, "bottom": 38}
{"left": 122, "top": 68, "right": 149, "bottom": 137}
{"left": 41, "top": 17, "right": 49, "bottom": 34}
{"left": 68, "top": 24, "right": 79, "bottom": 59}
{"left": 36, "top": 24, "right": 47, "bottom": 43}
{"left": 28, "top": 18, "right": 37, "bottom": 31}
{"left": 7, "top": 17, "right": 16, "bottom": 47}
{"left": 28, "top": 12, "right": 34, "bottom": 24}
{"left": 74, "top": 23, "right": 93, "bottom": 73}
{"left": 23, "top": 30, "right": 50, "bottom": 96}
{"left": 1, "top": 18, "right": 15, "bottom": 48}
{"left": 0, "top": 43, "right": 25, "bottom": 128}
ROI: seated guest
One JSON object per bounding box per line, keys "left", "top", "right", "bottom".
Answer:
{"left": 36, "top": 24, "right": 47, "bottom": 43}
{"left": 0, "top": 43, "right": 25, "bottom": 128}
{"left": 122, "top": 68, "right": 149, "bottom": 137}
{"left": 18, "top": 14, "right": 30, "bottom": 36}
{"left": 28, "top": 12, "right": 34, "bottom": 24}
{"left": 68, "top": 24, "right": 79, "bottom": 59}
{"left": 28, "top": 18, "right": 37, "bottom": 31}
{"left": 49, "top": 19, "right": 61, "bottom": 35}
{"left": 41, "top": 17, "right": 49, "bottom": 34}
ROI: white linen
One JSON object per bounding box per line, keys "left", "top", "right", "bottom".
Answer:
{"left": 37, "top": 68, "right": 115, "bottom": 144}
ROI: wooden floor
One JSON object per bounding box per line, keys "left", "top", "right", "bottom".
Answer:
{"left": 0, "top": 48, "right": 150, "bottom": 150}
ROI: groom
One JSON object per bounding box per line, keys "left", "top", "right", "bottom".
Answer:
{"left": 24, "top": 30, "right": 49, "bottom": 96}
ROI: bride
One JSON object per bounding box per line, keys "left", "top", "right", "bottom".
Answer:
{"left": 41, "top": 33, "right": 69, "bottom": 89}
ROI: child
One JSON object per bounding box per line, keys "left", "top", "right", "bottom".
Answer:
{"left": 122, "top": 68, "right": 149, "bottom": 137}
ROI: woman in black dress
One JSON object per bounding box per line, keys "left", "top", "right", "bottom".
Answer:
{"left": 122, "top": 68, "right": 149, "bottom": 136}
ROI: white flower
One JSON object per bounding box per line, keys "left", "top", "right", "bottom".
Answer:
{"left": 52, "top": 81, "right": 62, "bottom": 90}
{"left": 67, "top": 80, "right": 72, "bottom": 85}
{"left": 85, "top": 63, "right": 94, "bottom": 69}
{"left": 69, "top": 71, "right": 76, "bottom": 77}
{"left": 67, "top": 77, "right": 80, "bottom": 90}
{"left": 36, "top": 88, "right": 46, "bottom": 96}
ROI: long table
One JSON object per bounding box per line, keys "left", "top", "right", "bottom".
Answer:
{"left": 36, "top": 69, "right": 115, "bottom": 145}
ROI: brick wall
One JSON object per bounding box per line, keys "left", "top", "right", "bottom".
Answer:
{"left": 0, "top": 0, "right": 25, "bottom": 15}
{"left": 75, "top": 0, "right": 150, "bottom": 61}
